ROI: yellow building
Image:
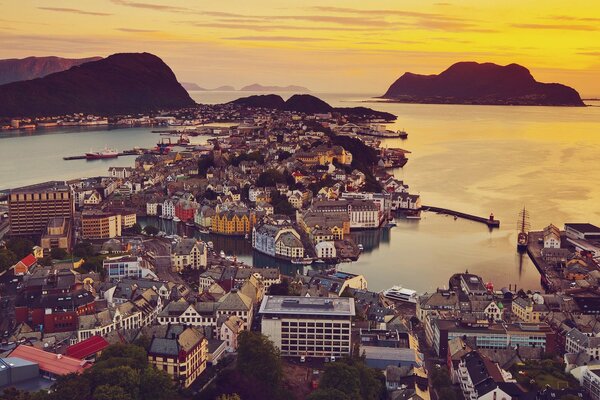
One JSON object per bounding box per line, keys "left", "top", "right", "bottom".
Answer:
{"left": 511, "top": 296, "right": 549, "bottom": 323}
{"left": 148, "top": 325, "right": 207, "bottom": 388}
{"left": 81, "top": 211, "right": 122, "bottom": 239}
{"left": 211, "top": 210, "right": 257, "bottom": 236}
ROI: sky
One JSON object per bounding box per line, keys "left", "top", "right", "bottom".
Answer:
{"left": 2, "top": 0, "right": 600, "bottom": 95}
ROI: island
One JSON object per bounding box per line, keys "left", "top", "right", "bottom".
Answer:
{"left": 381, "top": 61, "right": 584, "bottom": 106}
{"left": 240, "top": 83, "right": 310, "bottom": 92}
{"left": 0, "top": 52, "right": 196, "bottom": 117}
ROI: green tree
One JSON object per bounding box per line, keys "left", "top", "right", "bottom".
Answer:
{"left": 430, "top": 366, "right": 452, "bottom": 389}
{"left": 50, "top": 247, "right": 67, "bottom": 260}
{"left": 307, "top": 388, "right": 348, "bottom": 400}
{"left": 0, "top": 248, "right": 17, "bottom": 273}
{"left": 237, "top": 331, "right": 282, "bottom": 390}
{"left": 204, "top": 188, "right": 218, "bottom": 201}
{"left": 318, "top": 363, "right": 361, "bottom": 400}
{"left": 93, "top": 385, "right": 132, "bottom": 400}
{"left": 256, "top": 169, "right": 286, "bottom": 187}
{"left": 139, "top": 366, "right": 178, "bottom": 400}
{"left": 198, "top": 154, "right": 215, "bottom": 178}
{"left": 73, "top": 242, "right": 95, "bottom": 258}
{"left": 96, "top": 344, "right": 148, "bottom": 370}
{"left": 438, "top": 387, "right": 458, "bottom": 400}
{"left": 39, "top": 256, "right": 53, "bottom": 266}
{"left": 48, "top": 373, "right": 92, "bottom": 400}
{"left": 6, "top": 237, "right": 34, "bottom": 259}
{"left": 143, "top": 225, "right": 159, "bottom": 236}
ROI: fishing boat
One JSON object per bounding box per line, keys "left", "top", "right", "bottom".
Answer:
{"left": 382, "top": 286, "right": 418, "bottom": 304}
{"left": 291, "top": 258, "right": 313, "bottom": 265}
{"left": 517, "top": 207, "right": 530, "bottom": 251}
{"left": 85, "top": 147, "right": 118, "bottom": 160}
{"left": 172, "top": 216, "right": 181, "bottom": 223}
{"left": 397, "top": 129, "right": 408, "bottom": 139}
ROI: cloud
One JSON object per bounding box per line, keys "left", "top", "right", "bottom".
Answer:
{"left": 37, "top": 7, "right": 112, "bottom": 16}
{"left": 117, "top": 28, "right": 158, "bottom": 33}
{"left": 110, "top": 0, "right": 190, "bottom": 12}
{"left": 224, "top": 36, "right": 331, "bottom": 42}
{"left": 512, "top": 23, "right": 598, "bottom": 31}
{"left": 547, "top": 15, "right": 600, "bottom": 23}
{"left": 577, "top": 51, "right": 600, "bottom": 57}
{"left": 183, "top": 21, "right": 382, "bottom": 32}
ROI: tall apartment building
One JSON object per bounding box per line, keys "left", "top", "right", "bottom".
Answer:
{"left": 9, "top": 181, "right": 74, "bottom": 236}
{"left": 260, "top": 296, "right": 355, "bottom": 359}
{"left": 81, "top": 210, "right": 122, "bottom": 239}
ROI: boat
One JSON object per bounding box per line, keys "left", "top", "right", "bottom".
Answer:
{"left": 85, "top": 147, "right": 118, "bottom": 160}
{"left": 382, "top": 286, "right": 418, "bottom": 304}
{"left": 357, "top": 244, "right": 364, "bottom": 251}
{"left": 196, "top": 226, "right": 210, "bottom": 234}
{"left": 185, "top": 221, "right": 195, "bottom": 227}
{"left": 172, "top": 216, "right": 181, "bottom": 223}
{"left": 291, "top": 258, "right": 313, "bottom": 265}
{"left": 220, "top": 250, "right": 225, "bottom": 258}
{"left": 386, "top": 221, "right": 397, "bottom": 228}
{"left": 397, "top": 129, "right": 408, "bottom": 139}
{"left": 517, "top": 207, "right": 530, "bottom": 251}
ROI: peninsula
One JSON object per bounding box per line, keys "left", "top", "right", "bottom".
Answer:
{"left": 382, "top": 61, "right": 584, "bottom": 106}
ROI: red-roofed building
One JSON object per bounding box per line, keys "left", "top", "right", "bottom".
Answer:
{"left": 9, "top": 345, "right": 90, "bottom": 378}
{"left": 14, "top": 254, "right": 37, "bottom": 275}
{"left": 66, "top": 335, "right": 110, "bottom": 360}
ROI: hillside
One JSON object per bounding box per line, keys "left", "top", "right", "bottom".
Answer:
{"left": 0, "top": 56, "right": 102, "bottom": 85}
{"left": 0, "top": 52, "right": 196, "bottom": 117}
{"left": 382, "top": 62, "right": 584, "bottom": 106}
{"left": 240, "top": 83, "right": 310, "bottom": 92}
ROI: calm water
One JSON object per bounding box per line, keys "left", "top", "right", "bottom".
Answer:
{"left": 3, "top": 92, "right": 600, "bottom": 293}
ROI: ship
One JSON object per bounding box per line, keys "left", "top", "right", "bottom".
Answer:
{"left": 85, "top": 147, "right": 118, "bottom": 160}
{"left": 382, "top": 286, "right": 418, "bottom": 304}
{"left": 517, "top": 207, "right": 530, "bottom": 251}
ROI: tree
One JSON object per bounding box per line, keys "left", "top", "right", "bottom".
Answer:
{"left": 237, "top": 331, "right": 283, "bottom": 390}
{"left": 437, "top": 387, "right": 458, "bottom": 400}
{"left": 307, "top": 388, "right": 349, "bottom": 400}
{"left": 143, "top": 225, "right": 159, "bottom": 236}
{"left": 93, "top": 385, "right": 132, "bottom": 400}
{"left": 256, "top": 169, "right": 286, "bottom": 187}
{"left": 204, "top": 188, "right": 218, "bottom": 201}
{"left": 73, "top": 242, "right": 95, "bottom": 258}
{"left": 430, "top": 366, "right": 452, "bottom": 389}
{"left": 39, "top": 256, "right": 53, "bottom": 266}
{"left": 198, "top": 154, "right": 215, "bottom": 178}
{"left": 5, "top": 237, "right": 34, "bottom": 259}
{"left": 50, "top": 247, "right": 67, "bottom": 260}
{"left": 139, "top": 365, "right": 178, "bottom": 400}
{"left": 0, "top": 248, "right": 17, "bottom": 273}
{"left": 268, "top": 279, "right": 290, "bottom": 295}
{"left": 318, "top": 363, "right": 362, "bottom": 400}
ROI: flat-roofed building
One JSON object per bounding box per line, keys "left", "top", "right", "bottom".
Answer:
{"left": 9, "top": 181, "right": 74, "bottom": 236}
{"left": 40, "top": 217, "right": 72, "bottom": 253}
{"left": 260, "top": 296, "right": 355, "bottom": 359}
{"left": 81, "top": 210, "right": 122, "bottom": 239}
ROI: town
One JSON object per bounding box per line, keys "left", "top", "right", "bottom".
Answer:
{"left": 1, "top": 101, "right": 599, "bottom": 400}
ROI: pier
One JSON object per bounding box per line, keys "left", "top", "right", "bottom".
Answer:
{"left": 63, "top": 151, "right": 144, "bottom": 160}
{"left": 421, "top": 205, "right": 500, "bottom": 228}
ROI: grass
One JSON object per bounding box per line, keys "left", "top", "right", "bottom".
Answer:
{"left": 512, "top": 359, "right": 576, "bottom": 390}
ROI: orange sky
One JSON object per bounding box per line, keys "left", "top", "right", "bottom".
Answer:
{"left": 2, "top": 0, "right": 600, "bottom": 95}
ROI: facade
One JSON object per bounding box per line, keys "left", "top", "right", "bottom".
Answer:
{"left": 108, "top": 166, "right": 133, "bottom": 179}
{"left": 103, "top": 256, "right": 156, "bottom": 279}
{"left": 175, "top": 199, "right": 198, "bottom": 223}
{"left": 81, "top": 211, "right": 122, "bottom": 239}
{"left": 311, "top": 199, "right": 380, "bottom": 230}
{"left": 40, "top": 217, "right": 72, "bottom": 253}
{"left": 171, "top": 239, "right": 207, "bottom": 272}
{"left": 253, "top": 221, "right": 305, "bottom": 260}
{"left": 543, "top": 224, "right": 561, "bottom": 249}
{"left": 211, "top": 209, "right": 257, "bottom": 235}
{"left": 582, "top": 367, "right": 600, "bottom": 400}
{"left": 511, "top": 296, "right": 549, "bottom": 323}
{"left": 566, "top": 328, "right": 600, "bottom": 359}
{"left": 13, "top": 254, "right": 37, "bottom": 275}
{"left": 260, "top": 296, "right": 355, "bottom": 359}
{"left": 9, "top": 181, "right": 74, "bottom": 236}
{"left": 315, "top": 241, "right": 337, "bottom": 259}
{"left": 219, "top": 315, "right": 244, "bottom": 352}
{"left": 148, "top": 325, "right": 208, "bottom": 388}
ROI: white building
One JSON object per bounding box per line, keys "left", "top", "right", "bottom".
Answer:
{"left": 162, "top": 198, "right": 176, "bottom": 219}
{"left": 260, "top": 296, "right": 355, "bottom": 359}
{"left": 108, "top": 167, "right": 134, "bottom": 179}
{"left": 103, "top": 256, "right": 157, "bottom": 279}
{"left": 566, "top": 328, "right": 600, "bottom": 359}
{"left": 171, "top": 239, "right": 207, "bottom": 272}
{"left": 315, "top": 241, "right": 337, "bottom": 260}
{"left": 543, "top": 224, "right": 561, "bottom": 249}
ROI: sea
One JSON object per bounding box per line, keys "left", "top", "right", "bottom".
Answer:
{"left": 2, "top": 91, "right": 600, "bottom": 293}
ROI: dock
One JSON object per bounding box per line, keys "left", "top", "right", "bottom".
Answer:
{"left": 421, "top": 205, "right": 500, "bottom": 228}
{"left": 63, "top": 150, "right": 145, "bottom": 161}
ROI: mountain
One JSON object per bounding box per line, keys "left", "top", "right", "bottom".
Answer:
{"left": 382, "top": 62, "right": 584, "bottom": 106}
{"left": 180, "top": 82, "right": 206, "bottom": 91}
{"left": 214, "top": 85, "right": 235, "bottom": 91}
{"left": 240, "top": 83, "right": 310, "bottom": 92}
{"left": 0, "top": 56, "right": 102, "bottom": 85}
{"left": 0, "top": 52, "right": 196, "bottom": 117}
{"left": 229, "top": 94, "right": 396, "bottom": 120}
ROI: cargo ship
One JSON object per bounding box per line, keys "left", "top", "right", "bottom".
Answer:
{"left": 85, "top": 147, "right": 118, "bottom": 160}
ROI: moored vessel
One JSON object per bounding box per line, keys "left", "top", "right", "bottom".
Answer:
{"left": 85, "top": 147, "right": 118, "bottom": 160}
{"left": 382, "top": 286, "right": 418, "bottom": 304}
{"left": 517, "top": 207, "right": 530, "bottom": 251}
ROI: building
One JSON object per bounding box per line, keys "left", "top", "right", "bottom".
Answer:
{"left": 219, "top": 315, "right": 244, "bottom": 352}
{"left": 0, "top": 357, "right": 39, "bottom": 389}
{"left": 315, "top": 241, "right": 337, "bottom": 260}
{"left": 511, "top": 295, "right": 549, "bottom": 323}
{"left": 566, "top": 328, "right": 600, "bottom": 359}
{"left": 582, "top": 366, "right": 600, "bottom": 400}
{"left": 13, "top": 254, "right": 37, "bottom": 275}
{"left": 81, "top": 210, "right": 122, "bottom": 239}
{"left": 148, "top": 325, "right": 207, "bottom": 388}
{"left": 9, "top": 181, "right": 74, "bottom": 236}
{"left": 171, "top": 239, "right": 207, "bottom": 272}
{"left": 543, "top": 224, "right": 561, "bottom": 249}
{"left": 65, "top": 335, "right": 110, "bottom": 360}
{"left": 8, "top": 345, "right": 90, "bottom": 379}
{"left": 311, "top": 199, "right": 380, "bottom": 229}
{"left": 40, "top": 217, "right": 72, "bottom": 253}
{"left": 175, "top": 199, "right": 198, "bottom": 223}
{"left": 103, "top": 256, "right": 156, "bottom": 279}
{"left": 565, "top": 223, "right": 600, "bottom": 241}
{"left": 260, "top": 296, "right": 355, "bottom": 359}
{"left": 108, "top": 166, "right": 133, "bottom": 179}
{"left": 211, "top": 209, "right": 257, "bottom": 236}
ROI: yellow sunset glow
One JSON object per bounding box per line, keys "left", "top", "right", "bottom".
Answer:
{"left": 2, "top": 0, "right": 600, "bottom": 95}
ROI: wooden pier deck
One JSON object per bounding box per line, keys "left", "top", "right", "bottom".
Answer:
{"left": 421, "top": 205, "right": 500, "bottom": 228}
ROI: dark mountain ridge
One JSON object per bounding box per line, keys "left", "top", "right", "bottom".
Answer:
{"left": 382, "top": 62, "right": 584, "bottom": 106}
{"left": 229, "top": 94, "right": 396, "bottom": 120}
{"left": 0, "top": 52, "right": 196, "bottom": 117}
{"left": 0, "top": 56, "right": 102, "bottom": 85}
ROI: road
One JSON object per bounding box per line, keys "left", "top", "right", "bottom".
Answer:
{"left": 143, "top": 238, "right": 187, "bottom": 285}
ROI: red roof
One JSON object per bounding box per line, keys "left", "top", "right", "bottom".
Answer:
{"left": 20, "top": 254, "right": 37, "bottom": 267}
{"left": 9, "top": 345, "right": 90, "bottom": 376}
{"left": 66, "top": 335, "right": 110, "bottom": 359}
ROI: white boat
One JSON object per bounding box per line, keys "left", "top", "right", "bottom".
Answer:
{"left": 172, "top": 216, "right": 181, "bottom": 222}
{"left": 220, "top": 250, "right": 226, "bottom": 258}
{"left": 291, "top": 258, "right": 313, "bottom": 265}
{"left": 382, "top": 286, "right": 418, "bottom": 304}
{"left": 357, "top": 244, "right": 364, "bottom": 251}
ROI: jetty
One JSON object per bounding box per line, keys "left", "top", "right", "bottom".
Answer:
{"left": 421, "top": 205, "right": 500, "bottom": 228}
{"left": 63, "top": 151, "right": 142, "bottom": 161}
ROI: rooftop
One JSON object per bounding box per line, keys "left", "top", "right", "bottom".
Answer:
{"left": 9, "top": 345, "right": 90, "bottom": 376}
{"left": 259, "top": 295, "right": 355, "bottom": 317}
